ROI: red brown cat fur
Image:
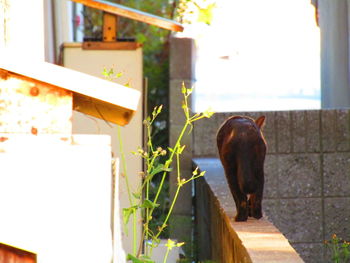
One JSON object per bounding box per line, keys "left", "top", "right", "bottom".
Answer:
{"left": 217, "top": 116, "right": 267, "bottom": 222}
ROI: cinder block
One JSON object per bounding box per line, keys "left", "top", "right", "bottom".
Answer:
{"left": 278, "top": 154, "right": 322, "bottom": 198}
{"left": 323, "top": 153, "right": 350, "bottom": 196}
{"left": 291, "top": 110, "right": 307, "bottom": 153}
{"left": 193, "top": 120, "right": 218, "bottom": 157}
{"left": 262, "top": 199, "right": 280, "bottom": 223}
{"left": 169, "top": 37, "right": 195, "bottom": 80}
{"left": 264, "top": 155, "right": 279, "bottom": 198}
{"left": 170, "top": 168, "right": 193, "bottom": 215}
{"left": 262, "top": 111, "right": 277, "bottom": 154}
{"left": 324, "top": 198, "right": 350, "bottom": 239}
{"left": 292, "top": 243, "right": 325, "bottom": 263}
{"left": 305, "top": 110, "right": 321, "bottom": 152}
{"left": 335, "top": 109, "right": 350, "bottom": 151}
{"left": 242, "top": 111, "right": 260, "bottom": 121}
{"left": 291, "top": 110, "right": 321, "bottom": 153}
{"left": 321, "top": 110, "right": 337, "bottom": 152}
{"left": 169, "top": 215, "right": 193, "bottom": 255}
{"left": 169, "top": 124, "right": 192, "bottom": 149}
{"left": 277, "top": 198, "right": 323, "bottom": 243}
{"left": 195, "top": 179, "right": 212, "bottom": 261}
{"left": 276, "top": 111, "right": 292, "bottom": 153}
{"left": 242, "top": 111, "right": 276, "bottom": 153}
{"left": 169, "top": 79, "right": 193, "bottom": 126}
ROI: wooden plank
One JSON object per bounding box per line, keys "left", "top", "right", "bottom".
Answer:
{"left": 103, "top": 12, "right": 117, "bottom": 42}
{"left": 0, "top": 59, "right": 140, "bottom": 126}
{"left": 82, "top": 41, "right": 142, "bottom": 50}
{"left": 73, "top": 93, "right": 134, "bottom": 126}
{"left": 71, "top": 0, "right": 184, "bottom": 32}
{"left": 0, "top": 243, "right": 36, "bottom": 263}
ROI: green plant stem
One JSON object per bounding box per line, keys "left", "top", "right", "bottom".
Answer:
{"left": 145, "top": 180, "right": 150, "bottom": 255}
{"left": 158, "top": 184, "right": 181, "bottom": 238}
{"left": 155, "top": 151, "right": 182, "bottom": 239}
{"left": 117, "top": 126, "right": 137, "bottom": 256}
{"left": 152, "top": 120, "right": 189, "bottom": 206}
{"left": 145, "top": 123, "right": 155, "bottom": 251}
{"left": 117, "top": 126, "right": 133, "bottom": 205}
{"left": 163, "top": 248, "right": 170, "bottom": 263}
{"left": 133, "top": 212, "right": 137, "bottom": 256}
{"left": 149, "top": 131, "right": 186, "bottom": 257}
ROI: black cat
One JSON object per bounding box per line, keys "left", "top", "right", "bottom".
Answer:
{"left": 217, "top": 116, "right": 267, "bottom": 222}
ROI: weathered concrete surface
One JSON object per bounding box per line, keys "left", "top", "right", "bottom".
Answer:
{"left": 193, "top": 109, "right": 350, "bottom": 262}
{"left": 194, "top": 158, "right": 304, "bottom": 263}
{"left": 169, "top": 37, "right": 196, "bottom": 250}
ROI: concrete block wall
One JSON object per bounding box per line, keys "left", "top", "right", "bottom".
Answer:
{"left": 193, "top": 109, "right": 350, "bottom": 262}
{"left": 169, "top": 36, "right": 197, "bottom": 253}
{"left": 194, "top": 158, "right": 303, "bottom": 263}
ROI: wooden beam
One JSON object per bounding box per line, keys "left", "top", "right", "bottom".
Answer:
{"left": 0, "top": 243, "right": 36, "bottom": 263}
{"left": 73, "top": 93, "right": 134, "bottom": 126}
{"left": 0, "top": 60, "right": 140, "bottom": 126}
{"left": 82, "top": 41, "right": 141, "bottom": 50}
{"left": 71, "top": 0, "right": 184, "bottom": 32}
{"left": 103, "top": 12, "right": 117, "bottom": 42}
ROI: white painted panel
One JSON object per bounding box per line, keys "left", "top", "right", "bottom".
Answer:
{"left": 0, "top": 135, "right": 113, "bottom": 263}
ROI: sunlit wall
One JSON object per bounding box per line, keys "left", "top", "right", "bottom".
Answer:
{"left": 191, "top": 0, "right": 320, "bottom": 112}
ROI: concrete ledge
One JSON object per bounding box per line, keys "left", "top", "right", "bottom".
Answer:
{"left": 194, "top": 158, "right": 304, "bottom": 263}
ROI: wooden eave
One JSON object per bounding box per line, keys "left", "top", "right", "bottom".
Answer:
{"left": 0, "top": 59, "right": 140, "bottom": 126}
{"left": 71, "top": 0, "right": 184, "bottom": 32}
{"left": 0, "top": 242, "right": 37, "bottom": 263}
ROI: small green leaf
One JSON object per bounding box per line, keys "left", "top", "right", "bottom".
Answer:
{"left": 165, "top": 239, "right": 176, "bottom": 250}
{"left": 202, "top": 107, "right": 215, "bottom": 118}
{"left": 126, "top": 254, "right": 155, "bottom": 263}
{"left": 139, "top": 255, "right": 155, "bottom": 263}
{"left": 196, "top": 2, "right": 216, "bottom": 25}
{"left": 150, "top": 164, "right": 172, "bottom": 176}
{"left": 177, "top": 242, "right": 185, "bottom": 247}
{"left": 157, "top": 104, "right": 163, "bottom": 114}
{"left": 132, "top": 192, "right": 141, "bottom": 199}
{"left": 177, "top": 145, "right": 186, "bottom": 154}
{"left": 181, "top": 82, "right": 186, "bottom": 94}
{"left": 140, "top": 199, "right": 160, "bottom": 209}
{"left": 122, "top": 206, "right": 137, "bottom": 225}
{"left": 115, "top": 71, "right": 123, "bottom": 78}
{"left": 167, "top": 147, "right": 174, "bottom": 153}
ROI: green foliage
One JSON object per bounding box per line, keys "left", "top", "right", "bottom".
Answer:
{"left": 118, "top": 85, "right": 214, "bottom": 262}
{"left": 325, "top": 234, "right": 350, "bottom": 263}
{"left": 195, "top": 2, "right": 216, "bottom": 25}
{"left": 94, "top": 1, "right": 216, "bottom": 261}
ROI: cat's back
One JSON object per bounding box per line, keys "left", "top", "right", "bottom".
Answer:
{"left": 217, "top": 116, "right": 257, "bottom": 149}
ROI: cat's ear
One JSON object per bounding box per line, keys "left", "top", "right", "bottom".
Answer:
{"left": 255, "top": 116, "right": 266, "bottom": 129}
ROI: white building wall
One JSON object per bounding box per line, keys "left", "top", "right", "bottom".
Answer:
{"left": 63, "top": 44, "right": 143, "bottom": 255}
{"left": 0, "top": 0, "right": 45, "bottom": 60}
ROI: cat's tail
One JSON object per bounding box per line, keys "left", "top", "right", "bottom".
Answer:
{"left": 240, "top": 178, "right": 258, "bottom": 194}
{"left": 237, "top": 162, "right": 259, "bottom": 194}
